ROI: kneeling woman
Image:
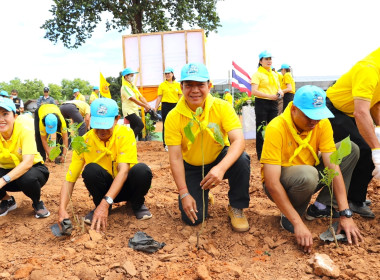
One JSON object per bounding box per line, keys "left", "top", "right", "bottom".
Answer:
{"left": 0, "top": 98, "right": 50, "bottom": 218}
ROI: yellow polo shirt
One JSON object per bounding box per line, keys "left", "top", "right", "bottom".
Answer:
{"left": 327, "top": 48, "right": 380, "bottom": 117}
{"left": 121, "top": 83, "right": 142, "bottom": 116}
{"left": 38, "top": 104, "right": 67, "bottom": 136}
{"left": 89, "top": 92, "right": 98, "bottom": 104}
{"left": 223, "top": 93, "right": 233, "bottom": 106}
{"left": 65, "top": 124, "right": 137, "bottom": 182}
{"left": 251, "top": 69, "right": 279, "bottom": 100}
{"left": 165, "top": 96, "right": 241, "bottom": 166}
{"left": 75, "top": 93, "right": 86, "bottom": 102}
{"left": 63, "top": 100, "right": 91, "bottom": 117}
{"left": 281, "top": 72, "right": 295, "bottom": 94}
{"left": 261, "top": 116, "right": 336, "bottom": 168}
{"left": 157, "top": 80, "right": 182, "bottom": 103}
{"left": 0, "top": 118, "right": 44, "bottom": 169}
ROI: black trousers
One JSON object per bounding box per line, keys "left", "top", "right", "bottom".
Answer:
{"left": 282, "top": 93, "right": 294, "bottom": 112}
{"left": 179, "top": 147, "right": 251, "bottom": 225}
{"left": 326, "top": 98, "right": 372, "bottom": 203}
{"left": 0, "top": 163, "right": 49, "bottom": 205}
{"left": 125, "top": 113, "right": 144, "bottom": 138}
{"left": 82, "top": 163, "right": 152, "bottom": 210}
{"left": 161, "top": 102, "right": 177, "bottom": 147}
{"left": 34, "top": 109, "right": 64, "bottom": 161}
{"left": 60, "top": 103, "right": 87, "bottom": 136}
{"left": 255, "top": 98, "right": 278, "bottom": 160}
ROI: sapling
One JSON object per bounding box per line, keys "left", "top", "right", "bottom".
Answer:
{"left": 184, "top": 107, "right": 224, "bottom": 248}
{"left": 319, "top": 136, "right": 351, "bottom": 247}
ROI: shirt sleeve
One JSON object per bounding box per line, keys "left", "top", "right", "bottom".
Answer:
{"left": 164, "top": 110, "right": 182, "bottom": 146}
{"left": 318, "top": 120, "right": 336, "bottom": 153}
{"left": 116, "top": 128, "right": 138, "bottom": 164}
{"left": 221, "top": 102, "right": 241, "bottom": 132}
{"left": 352, "top": 65, "right": 380, "bottom": 102}
{"left": 260, "top": 124, "right": 283, "bottom": 165}
{"left": 122, "top": 85, "right": 135, "bottom": 100}
{"left": 251, "top": 72, "right": 261, "bottom": 85}
{"left": 65, "top": 148, "right": 85, "bottom": 182}
{"left": 21, "top": 127, "right": 39, "bottom": 155}
{"left": 157, "top": 83, "right": 164, "bottom": 96}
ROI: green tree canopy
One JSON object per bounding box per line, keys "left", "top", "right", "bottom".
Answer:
{"left": 41, "top": 0, "right": 222, "bottom": 49}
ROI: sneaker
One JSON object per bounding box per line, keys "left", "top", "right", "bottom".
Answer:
{"left": 228, "top": 205, "right": 249, "bottom": 232}
{"left": 280, "top": 214, "right": 294, "bottom": 233}
{"left": 33, "top": 201, "right": 50, "bottom": 218}
{"left": 305, "top": 204, "right": 339, "bottom": 221}
{"left": 349, "top": 201, "right": 375, "bottom": 218}
{"left": 164, "top": 145, "right": 168, "bottom": 152}
{"left": 84, "top": 209, "right": 94, "bottom": 225}
{"left": 0, "top": 196, "right": 17, "bottom": 216}
{"left": 133, "top": 204, "right": 152, "bottom": 220}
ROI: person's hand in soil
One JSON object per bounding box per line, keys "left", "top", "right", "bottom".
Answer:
{"left": 337, "top": 217, "right": 363, "bottom": 245}
{"left": 91, "top": 200, "right": 109, "bottom": 232}
{"left": 294, "top": 223, "right": 313, "bottom": 253}
{"left": 200, "top": 165, "right": 223, "bottom": 190}
{"left": 182, "top": 195, "right": 198, "bottom": 224}
{"left": 58, "top": 208, "right": 70, "bottom": 230}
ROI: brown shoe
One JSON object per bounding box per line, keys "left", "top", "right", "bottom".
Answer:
{"left": 228, "top": 205, "right": 249, "bottom": 232}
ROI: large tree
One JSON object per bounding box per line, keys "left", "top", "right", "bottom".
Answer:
{"left": 41, "top": 0, "right": 222, "bottom": 49}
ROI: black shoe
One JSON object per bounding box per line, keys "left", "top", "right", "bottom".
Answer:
{"left": 280, "top": 215, "right": 294, "bottom": 233}
{"left": 349, "top": 201, "right": 375, "bottom": 218}
{"left": 133, "top": 204, "right": 152, "bottom": 220}
{"left": 305, "top": 204, "right": 339, "bottom": 221}
{"left": 0, "top": 196, "right": 17, "bottom": 216}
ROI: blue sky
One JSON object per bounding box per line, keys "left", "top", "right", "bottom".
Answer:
{"left": 0, "top": 0, "right": 379, "bottom": 87}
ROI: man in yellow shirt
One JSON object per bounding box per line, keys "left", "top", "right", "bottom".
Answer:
{"left": 73, "top": 88, "right": 86, "bottom": 102}
{"left": 165, "top": 63, "right": 251, "bottom": 232}
{"left": 326, "top": 48, "right": 380, "bottom": 218}
{"left": 57, "top": 98, "right": 153, "bottom": 232}
{"left": 59, "top": 100, "right": 90, "bottom": 136}
{"left": 261, "top": 85, "right": 362, "bottom": 253}
{"left": 223, "top": 88, "right": 233, "bottom": 106}
{"left": 89, "top": 86, "right": 99, "bottom": 105}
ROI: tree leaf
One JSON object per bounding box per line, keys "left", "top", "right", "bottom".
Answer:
{"left": 49, "top": 146, "right": 61, "bottom": 161}
{"left": 195, "top": 107, "right": 203, "bottom": 117}
{"left": 330, "top": 136, "right": 351, "bottom": 165}
{"left": 207, "top": 122, "right": 225, "bottom": 147}
{"left": 184, "top": 120, "right": 195, "bottom": 143}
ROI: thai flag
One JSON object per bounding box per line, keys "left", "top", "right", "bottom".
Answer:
{"left": 232, "top": 61, "right": 252, "bottom": 96}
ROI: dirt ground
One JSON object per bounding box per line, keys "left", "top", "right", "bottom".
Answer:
{"left": 0, "top": 122, "right": 379, "bottom": 280}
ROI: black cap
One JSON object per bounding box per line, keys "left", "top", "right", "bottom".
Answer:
{"left": 44, "top": 87, "right": 49, "bottom": 92}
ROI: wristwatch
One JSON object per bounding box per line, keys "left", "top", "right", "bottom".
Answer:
{"left": 339, "top": 209, "right": 353, "bottom": 218}
{"left": 2, "top": 175, "right": 11, "bottom": 184}
{"left": 103, "top": 196, "right": 114, "bottom": 205}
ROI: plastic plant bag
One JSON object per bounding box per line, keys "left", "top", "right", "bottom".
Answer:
{"left": 128, "top": 231, "right": 165, "bottom": 253}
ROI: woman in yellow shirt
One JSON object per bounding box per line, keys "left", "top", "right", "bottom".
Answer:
{"left": 251, "top": 51, "right": 283, "bottom": 160}
{"left": 154, "top": 67, "right": 182, "bottom": 151}
{"left": 0, "top": 98, "right": 50, "bottom": 218}
{"left": 279, "top": 64, "right": 296, "bottom": 112}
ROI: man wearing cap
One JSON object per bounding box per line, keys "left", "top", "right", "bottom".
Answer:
{"left": 37, "top": 87, "right": 55, "bottom": 108}
{"left": 326, "top": 48, "right": 380, "bottom": 218}
{"left": 57, "top": 98, "right": 153, "bottom": 232}
{"left": 73, "top": 89, "right": 86, "bottom": 102}
{"left": 89, "top": 86, "right": 100, "bottom": 105}
{"left": 261, "top": 85, "right": 362, "bottom": 253}
{"left": 0, "top": 91, "right": 10, "bottom": 98}
{"left": 34, "top": 104, "right": 68, "bottom": 162}
{"left": 165, "top": 62, "right": 251, "bottom": 232}
{"left": 59, "top": 100, "right": 90, "bottom": 136}
{"left": 154, "top": 67, "right": 182, "bottom": 151}
{"left": 223, "top": 88, "right": 233, "bottom": 106}
{"left": 120, "top": 67, "right": 152, "bottom": 137}
{"left": 10, "top": 90, "right": 24, "bottom": 115}
{"left": 0, "top": 98, "right": 50, "bottom": 218}
{"left": 278, "top": 64, "right": 295, "bottom": 112}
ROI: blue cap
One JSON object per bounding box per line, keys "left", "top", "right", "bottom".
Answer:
{"left": 179, "top": 63, "right": 209, "bottom": 82}
{"left": 259, "top": 50, "right": 272, "bottom": 59}
{"left": 122, "top": 67, "right": 138, "bottom": 76}
{"left": 164, "top": 67, "right": 174, "bottom": 73}
{"left": 90, "top": 98, "right": 119, "bottom": 129}
{"left": 0, "top": 97, "right": 16, "bottom": 113}
{"left": 224, "top": 88, "right": 230, "bottom": 92}
{"left": 0, "top": 90, "right": 9, "bottom": 97}
{"left": 45, "top": 114, "right": 58, "bottom": 134}
{"left": 93, "top": 86, "right": 99, "bottom": 90}
{"left": 73, "top": 88, "right": 79, "bottom": 93}
{"left": 293, "top": 85, "right": 334, "bottom": 120}
{"left": 279, "top": 63, "right": 290, "bottom": 70}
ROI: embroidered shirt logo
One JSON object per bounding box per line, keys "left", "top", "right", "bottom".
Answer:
{"left": 313, "top": 94, "right": 324, "bottom": 108}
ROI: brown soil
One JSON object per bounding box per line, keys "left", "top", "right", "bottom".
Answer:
{"left": 0, "top": 122, "right": 379, "bottom": 280}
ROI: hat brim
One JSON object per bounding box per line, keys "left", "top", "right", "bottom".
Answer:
{"left": 0, "top": 104, "right": 15, "bottom": 113}
{"left": 91, "top": 116, "right": 115, "bottom": 129}
{"left": 301, "top": 107, "right": 335, "bottom": 120}
{"left": 179, "top": 77, "right": 209, "bottom": 82}
{"left": 46, "top": 126, "right": 57, "bottom": 135}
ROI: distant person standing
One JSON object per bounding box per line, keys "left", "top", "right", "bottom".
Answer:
{"left": 279, "top": 64, "right": 296, "bottom": 111}
{"left": 121, "top": 67, "right": 152, "bottom": 137}
{"left": 37, "top": 87, "right": 55, "bottom": 108}
{"left": 325, "top": 48, "right": 380, "bottom": 218}
{"left": 251, "top": 50, "right": 283, "bottom": 160}
{"left": 10, "top": 90, "right": 24, "bottom": 115}
{"left": 73, "top": 89, "right": 86, "bottom": 102}
{"left": 154, "top": 67, "right": 182, "bottom": 151}
{"left": 223, "top": 88, "right": 233, "bottom": 106}
{"left": 89, "top": 86, "right": 99, "bottom": 105}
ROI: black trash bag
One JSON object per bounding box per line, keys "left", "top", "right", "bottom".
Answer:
{"left": 146, "top": 109, "right": 161, "bottom": 122}
{"left": 128, "top": 231, "right": 165, "bottom": 253}
{"left": 50, "top": 219, "right": 73, "bottom": 237}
